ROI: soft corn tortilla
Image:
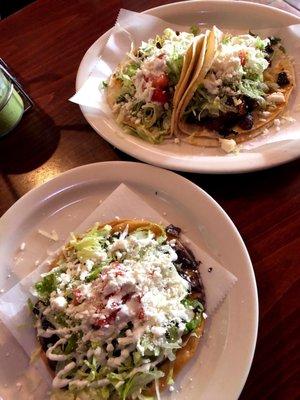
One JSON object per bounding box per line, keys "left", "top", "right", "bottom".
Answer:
{"left": 177, "top": 34, "right": 295, "bottom": 147}
{"left": 170, "top": 34, "right": 205, "bottom": 135}
{"left": 39, "top": 219, "right": 205, "bottom": 398}
{"left": 174, "top": 27, "right": 220, "bottom": 138}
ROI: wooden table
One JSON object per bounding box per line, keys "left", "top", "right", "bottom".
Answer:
{"left": 0, "top": 0, "right": 299, "bottom": 398}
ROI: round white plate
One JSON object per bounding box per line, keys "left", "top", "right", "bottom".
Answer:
{"left": 0, "top": 162, "right": 258, "bottom": 399}
{"left": 76, "top": 0, "right": 300, "bottom": 174}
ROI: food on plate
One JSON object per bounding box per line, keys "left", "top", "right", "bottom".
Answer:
{"left": 176, "top": 30, "right": 294, "bottom": 148}
{"left": 31, "top": 220, "right": 206, "bottom": 399}
{"left": 106, "top": 26, "right": 294, "bottom": 152}
{"left": 106, "top": 28, "right": 203, "bottom": 144}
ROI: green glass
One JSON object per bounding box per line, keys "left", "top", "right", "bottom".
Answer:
{"left": 0, "top": 70, "right": 24, "bottom": 137}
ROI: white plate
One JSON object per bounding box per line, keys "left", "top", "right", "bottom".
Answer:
{"left": 76, "top": 0, "right": 300, "bottom": 174}
{"left": 0, "top": 162, "right": 258, "bottom": 399}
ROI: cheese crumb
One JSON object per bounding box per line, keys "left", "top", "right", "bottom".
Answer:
{"left": 169, "top": 385, "right": 175, "bottom": 392}
{"left": 51, "top": 296, "right": 67, "bottom": 310}
{"left": 267, "top": 92, "right": 285, "bottom": 104}
{"left": 274, "top": 119, "right": 281, "bottom": 126}
{"left": 174, "top": 138, "right": 180, "bottom": 144}
{"left": 20, "top": 242, "right": 26, "bottom": 251}
{"left": 203, "top": 312, "right": 208, "bottom": 319}
{"left": 263, "top": 128, "right": 269, "bottom": 135}
{"left": 261, "top": 111, "right": 271, "bottom": 117}
{"left": 219, "top": 138, "right": 237, "bottom": 153}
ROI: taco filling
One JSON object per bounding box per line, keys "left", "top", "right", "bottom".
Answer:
{"left": 178, "top": 32, "right": 294, "bottom": 143}
{"left": 31, "top": 220, "right": 205, "bottom": 400}
{"left": 106, "top": 29, "right": 196, "bottom": 143}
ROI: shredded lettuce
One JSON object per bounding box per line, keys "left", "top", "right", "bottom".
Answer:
{"left": 182, "top": 297, "right": 204, "bottom": 333}
{"left": 71, "top": 224, "right": 111, "bottom": 262}
{"left": 35, "top": 272, "right": 58, "bottom": 300}
{"left": 64, "top": 333, "right": 78, "bottom": 354}
{"left": 166, "top": 55, "right": 184, "bottom": 86}
{"left": 121, "top": 370, "right": 164, "bottom": 400}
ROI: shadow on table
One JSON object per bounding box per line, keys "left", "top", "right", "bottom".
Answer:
{"left": 185, "top": 157, "right": 300, "bottom": 202}
{"left": 113, "top": 146, "right": 300, "bottom": 201}
{"left": 0, "top": 105, "right": 60, "bottom": 174}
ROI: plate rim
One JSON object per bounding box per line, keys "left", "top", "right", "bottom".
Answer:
{"left": 0, "top": 161, "right": 258, "bottom": 399}
{"left": 75, "top": 0, "right": 300, "bottom": 174}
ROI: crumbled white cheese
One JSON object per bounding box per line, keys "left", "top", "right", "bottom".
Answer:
{"left": 51, "top": 296, "right": 67, "bottom": 310}
{"left": 219, "top": 138, "right": 237, "bottom": 153}
{"left": 274, "top": 118, "right": 281, "bottom": 126}
{"left": 174, "top": 138, "right": 180, "bottom": 144}
{"left": 263, "top": 128, "right": 269, "bottom": 135}
{"left": 203, "top": 73, "right": 222, "bottom": 95}
{"left": 261, "top": 111, "right": 271, "bottom": 117}
{"left": 85, "top": 259, "right": 94, "bottom": 271}
{"left": 20, "top": 242, "right": 26, "bottom": 251}
{"left": 151, "top": 326, "right": 166, "bottom": 336}
{"left": 267, "top": 92, "right": 285, "bottom": 104}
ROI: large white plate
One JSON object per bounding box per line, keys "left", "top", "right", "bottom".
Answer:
{"left": 76, "top": 0, "right": 300, "bottom": 174}
{"left": 0, "top": 162, "right": 257, "bottom": 399}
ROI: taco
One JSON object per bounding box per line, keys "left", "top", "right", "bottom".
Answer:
{"left": 106, "top": 28, "right": 203, "bottom": 144}
{"left": 176, "top": 29, "right": 295, "bottom": 148}
{"left": 31, "top": 220, "right": 206, "bottom": 400}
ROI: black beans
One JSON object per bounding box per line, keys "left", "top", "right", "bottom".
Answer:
{"left": 277, "top": 71, "right": 290, "bottom": 87}
{"left": 41, "top": 317, "right": 55, "bottom": 330}
{"left": 237, "top": 99, "right": 247, "bottom": 115}
{"left": 156, "top": 42, "right": 162, "bottom": 49}
{"left": 265, "top": 44, "right": 274, "bottom": 55}
{"left": 244, "top": 97, "right": 258, "bottom": 112}
{"left": 166, "top": 224, "right": 181, "bottom": 238}
{"left": 175, "top": 31, "right": 180, "bottom": 36}
{"left": 238, "top": 113, "right": 253, "bottom": 130}
{"left": 268, "top": 36, "right": 281, "bottom": 46}
{"left": 219, "top": 127, "right": 237, "bottom": 137}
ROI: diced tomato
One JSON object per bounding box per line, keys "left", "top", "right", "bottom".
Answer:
{"left": 151, "top": 88, "right": 168, "bottom": 104}
{"left": 151, "top": 73, "right": 169, "bottom": 89}
{"left": 138, "top": 308, "right": 145, "bottom": 320}
{"left": 238, "top": 50, "right": 247, "bottom": 67}
{"left": 110, "top": 261, "right": 120, "bottom": 268}
{"left": 73, "top": 288, "right": 82, "bottom": 305}
{"left": 105, "top": 291, "right": 116, "bottom": 300}
{"left": 93, "top": 308, "right": 120, "bottom": 328}
{"left": 121, "top": 292, "right": 134, "bottom": 303}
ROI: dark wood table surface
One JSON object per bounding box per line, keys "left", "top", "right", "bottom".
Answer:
{"left": 0, "top": 0, "right": 299, "bottom": 399}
